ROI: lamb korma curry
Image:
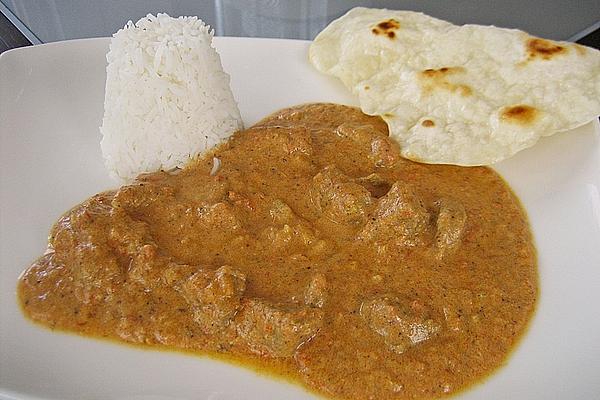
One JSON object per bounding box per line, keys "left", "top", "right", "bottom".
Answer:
{"left": 18, "top": 104, "right": 538, "bottom": 399}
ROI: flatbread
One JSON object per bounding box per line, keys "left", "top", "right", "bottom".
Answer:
{"left": 310, "top": 7, "right": 600, "bottom": 165}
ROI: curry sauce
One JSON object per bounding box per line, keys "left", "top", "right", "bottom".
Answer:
{"left": 18, "top": 104, "right": 538, "bottom": 399}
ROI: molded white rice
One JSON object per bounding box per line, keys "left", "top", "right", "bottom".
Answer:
{"left": 100, "top": 13, "right": 242, "bottom": 182}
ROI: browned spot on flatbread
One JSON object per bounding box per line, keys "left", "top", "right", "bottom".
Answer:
{"left": 421, "top": 119, "right": 435, "bottom": 127}
{"left": 422, "top": 66, "right": 464, "bottom": 77}
{"left": 526, "top": 38, "right": 567, "bottom": 60}
{"left": 371, "top": 19, "right": 400, "bottom": 40}
{"left": 574, "top": 44, "right": 588, "bottom": 56}
{"left": 501, "top": 105, "right": 538, "bottom": 125}
{"left": 377, "top": 19, "right": 400, "bottom": 30}
{"left": 420, "top": 67, "right": 472, "bottom": 96}
{"left": 456, "top": 85, "right": 472, "bottom": 96}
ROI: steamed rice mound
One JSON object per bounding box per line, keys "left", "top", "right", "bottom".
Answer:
{"left": 100, "top": 13, "right": 242, "bottom": 182}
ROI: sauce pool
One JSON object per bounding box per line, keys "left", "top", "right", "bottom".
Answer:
{"left": 18, "top": 104, "right": 538, "bottom": 399}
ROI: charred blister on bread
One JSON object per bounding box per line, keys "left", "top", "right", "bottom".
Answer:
{"left": 371, "top": 18, "right": 400, "bottom": 39}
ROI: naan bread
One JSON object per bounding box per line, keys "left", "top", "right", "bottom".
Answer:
{"left": 310, "top": 7, "right": 600, "bottom": 165}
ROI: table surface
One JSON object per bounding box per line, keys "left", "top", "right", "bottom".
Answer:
{"left": 1, "top": 0, "right": 599, "bottom": 54}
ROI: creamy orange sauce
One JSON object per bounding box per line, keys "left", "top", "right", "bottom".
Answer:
{"left": 18, "top": 104, "right": 537, "bottom": 399}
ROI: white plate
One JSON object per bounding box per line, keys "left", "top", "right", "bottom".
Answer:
{"left": 1, "top": 37, "right": 599, "bottom": 400}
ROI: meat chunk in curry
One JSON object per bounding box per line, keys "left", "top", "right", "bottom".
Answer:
{"left": 360, "top": 296, "right": 442, "bottom": 355}
{"left": 236, "top": 299, "right": 323, "bottom": 358}
{"left": 311, "top": 166, "right": 373, "bottom": 226}
{"left": 179, "top": 266, "right": 246, "bottom": 333}
{"left": 358, "top": 181, "right": 431, "bottom": 247}
{"left": 18, "top": 103, "right": 537, "bottom": 400}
